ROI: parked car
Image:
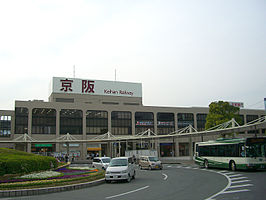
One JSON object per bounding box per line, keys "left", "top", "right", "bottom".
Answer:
{"left": 105, "top": 157, "right": 136, "bottom": 183}
{"left": 92, "top": 157, "right": 111, "bottom": 170}
{"left": 139, "top": 156, "right": 162, "bottom": 170}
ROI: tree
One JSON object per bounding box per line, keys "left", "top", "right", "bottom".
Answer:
{"left": 205, "top": 101, "right": 241, "bottom": 131}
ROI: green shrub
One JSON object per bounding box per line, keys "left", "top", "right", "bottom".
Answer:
{"left": 0, "top": 148, "right": 58, "bottom": 176}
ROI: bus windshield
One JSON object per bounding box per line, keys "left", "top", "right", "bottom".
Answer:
{"left": 246, "top": 138, "right": 266, "bottom": 158}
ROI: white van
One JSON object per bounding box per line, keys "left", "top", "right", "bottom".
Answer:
{"left": 105, "top": 157, "right": 135, "bottom": 183}
{"left": 92, "top": 157, "right": 111, "bottom": 170}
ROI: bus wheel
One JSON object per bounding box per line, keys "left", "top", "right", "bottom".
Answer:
{"left": 230, "top": 161, "right": 236, "bottom": 171}
{"left": 204, "top": 160, "right": 209, "bottom": 169}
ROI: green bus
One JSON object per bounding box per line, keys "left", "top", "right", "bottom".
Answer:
{"left": 194, "top": 137, "right": 266, "bottom": 170}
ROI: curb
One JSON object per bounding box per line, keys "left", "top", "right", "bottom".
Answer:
{"left": 0, "top": 178, "right": 105, "bottom": 198}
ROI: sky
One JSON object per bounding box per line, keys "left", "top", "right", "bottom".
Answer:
{"left": 0, "top": 0, "right": 265, "bottom": 110}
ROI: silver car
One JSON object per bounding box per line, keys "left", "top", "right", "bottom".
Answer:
{"left": 139, "top": 156, "right": 163, "bottom": 170}
{"left": 105, "top": 157, "right": 136, "bottom": 183}
{"left": 92, "top": 157, "right": 111, "bottom": 170}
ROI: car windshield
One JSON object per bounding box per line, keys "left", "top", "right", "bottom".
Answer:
{"left": 148, "top": 157, "right": 159, "bottom": 162}
{"left": 109, "top": 159, "right": 128, "bottom": 167}
{"left": 102, "top": 158, "right": 111, "bottom": 163}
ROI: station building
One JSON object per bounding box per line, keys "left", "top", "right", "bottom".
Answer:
{"left": 0, "top": 77, "right": 265, "bottom": 159}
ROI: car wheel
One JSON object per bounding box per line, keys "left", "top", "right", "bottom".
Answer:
{"left": 148, "top": 165, "right": 152, "bottom": 170}
{"left": 105, "top": 179, "right": 111, "bottom": 183}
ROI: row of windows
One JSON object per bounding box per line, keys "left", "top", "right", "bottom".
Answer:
{"left": 198, "top": 144, "right": 241, "bottom": 157}
{"left": 13, "top": 107, "right": 264, "bottom": 135}
{"left": 32, "top": 126, "right": 56, "bottom": 134}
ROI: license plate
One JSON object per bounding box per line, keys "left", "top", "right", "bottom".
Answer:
{"left": 155, "top": 166, "right": 159, "bottom": 168}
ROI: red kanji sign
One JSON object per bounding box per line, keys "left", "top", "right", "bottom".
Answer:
{"left": 60, "top": 79, "right": 73, "bottom": 92}
{"left": 82, "top": 80, "right": 95, "bottom": 93}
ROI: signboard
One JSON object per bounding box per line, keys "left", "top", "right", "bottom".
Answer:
{"left": 157, "top": 121, "right": 174, "bottom": 126}
{"left": 63, "top": 144, "right": 80, "bottom": 147}
{"left": 35, "top": 144, "right": 52, "bottom": 147}
{"left": 51, "top": 77, "right": 142, "bottom": 98}
{"left": 228, "top": 101, "right": 244, "bottom": 108}
{"left": 136, "top": 121, "right": 154, "bottom": 126}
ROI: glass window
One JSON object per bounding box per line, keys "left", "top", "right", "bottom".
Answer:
{"left": 0, "top": 115, "right": 11, "bottom": 137}
{"left": 238, "top": 115, "right": 245, "bottom": 134}
{"left": 32, "top": 108, "right": 56, "bottom": 134}
{"left": 135, "top": 112, "right": 154, "bottom": 134}
{"left": 111, "top": 111, "right": 132, "bottom": 135}
{"left": 179, "top": 143, "right": 189, "bottom": 156}
{"left": 178, "top": 113, "right": 194, "bottom": 129}
{"left": 15, "top": 107, "right": 28, "bottom": 134}
{"left": 246, "top": 115, "right": 259, "bottom": 134}
{"left": 157, "top": 112, "right": 175, "bottom": 135}
{"left": 196, "top": 113, "right": 207, "bottom": 131}
{"left": 60, "top": 109, "right": 83, "bottom": 134}
{"left": 86, "top": 110, "right": 108, "bottom": 135}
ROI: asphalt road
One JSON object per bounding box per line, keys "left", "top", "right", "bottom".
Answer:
{"left": 4, "top": 164, "right": 266, "bottom": 200}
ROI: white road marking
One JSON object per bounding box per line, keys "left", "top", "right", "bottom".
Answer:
{"left": 230, "top": 177, "right": 248, "bottom": 181}
{"left": 162, "top": 173, "right": 168, "bottom": 180}
{"left": 228, "top": 174, "right": 243, "bottom": 178}
{"left": 229, "top": 184, "right": 253, "bottom": 189}
{"left": 105, "top": 185, "right": 150, "bottom": 199}
{"left": 205, "top": 171, "right": 252, "bottom": 200}
{"left": 222, "top": 189, "right": 251, "bottom": 194}
{"left": 231, "top": 180, "right": 251, "bottom": 184}
{"left": 205, "top": 171, "right": 232, "bottom": 200}
{"left": 219, "top": 170, "right": 229, "bottom": 173}
{"left": 223, "top": 172, "right": 235, "bottom": 175}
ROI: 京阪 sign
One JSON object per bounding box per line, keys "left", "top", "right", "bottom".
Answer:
{"left": 51, "top": 77, "right": 142, "bottom": 98}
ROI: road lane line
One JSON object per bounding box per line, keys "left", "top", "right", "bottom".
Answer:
{"left": 230, "top": 177, "right": 248, "bottom": 181}
{"left": 162, "top": 173, "right": 168, "bottom": 180}
{"left": 228, "top": 174, "right": 242, "bottom": 178}
{"left": 231, "top": 180, "right": 251, "bottom": 184}
{"left": 222, "top": 189, "right": 251, "bottom": 194}
{"left": 229, "top": 184, "right": 253, "bottom": 189}
{"left": 223, "top": 172, "right": 235, "bottom": 175}
{"left": 105, "top": 185, "right": 150, "bottom": 199}
{"left": 219, "top": 170, "right": 229, "bottom": 173}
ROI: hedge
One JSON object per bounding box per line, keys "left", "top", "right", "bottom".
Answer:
{"left": 0, "top": 148, "right": 58, "bottom": 176}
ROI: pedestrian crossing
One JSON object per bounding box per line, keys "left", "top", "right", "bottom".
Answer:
{"left": 213, "top": 170, "right": 253, "bottom": 199}
{"left": 165, "top": 165, "right": 253, "bottom": 200}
